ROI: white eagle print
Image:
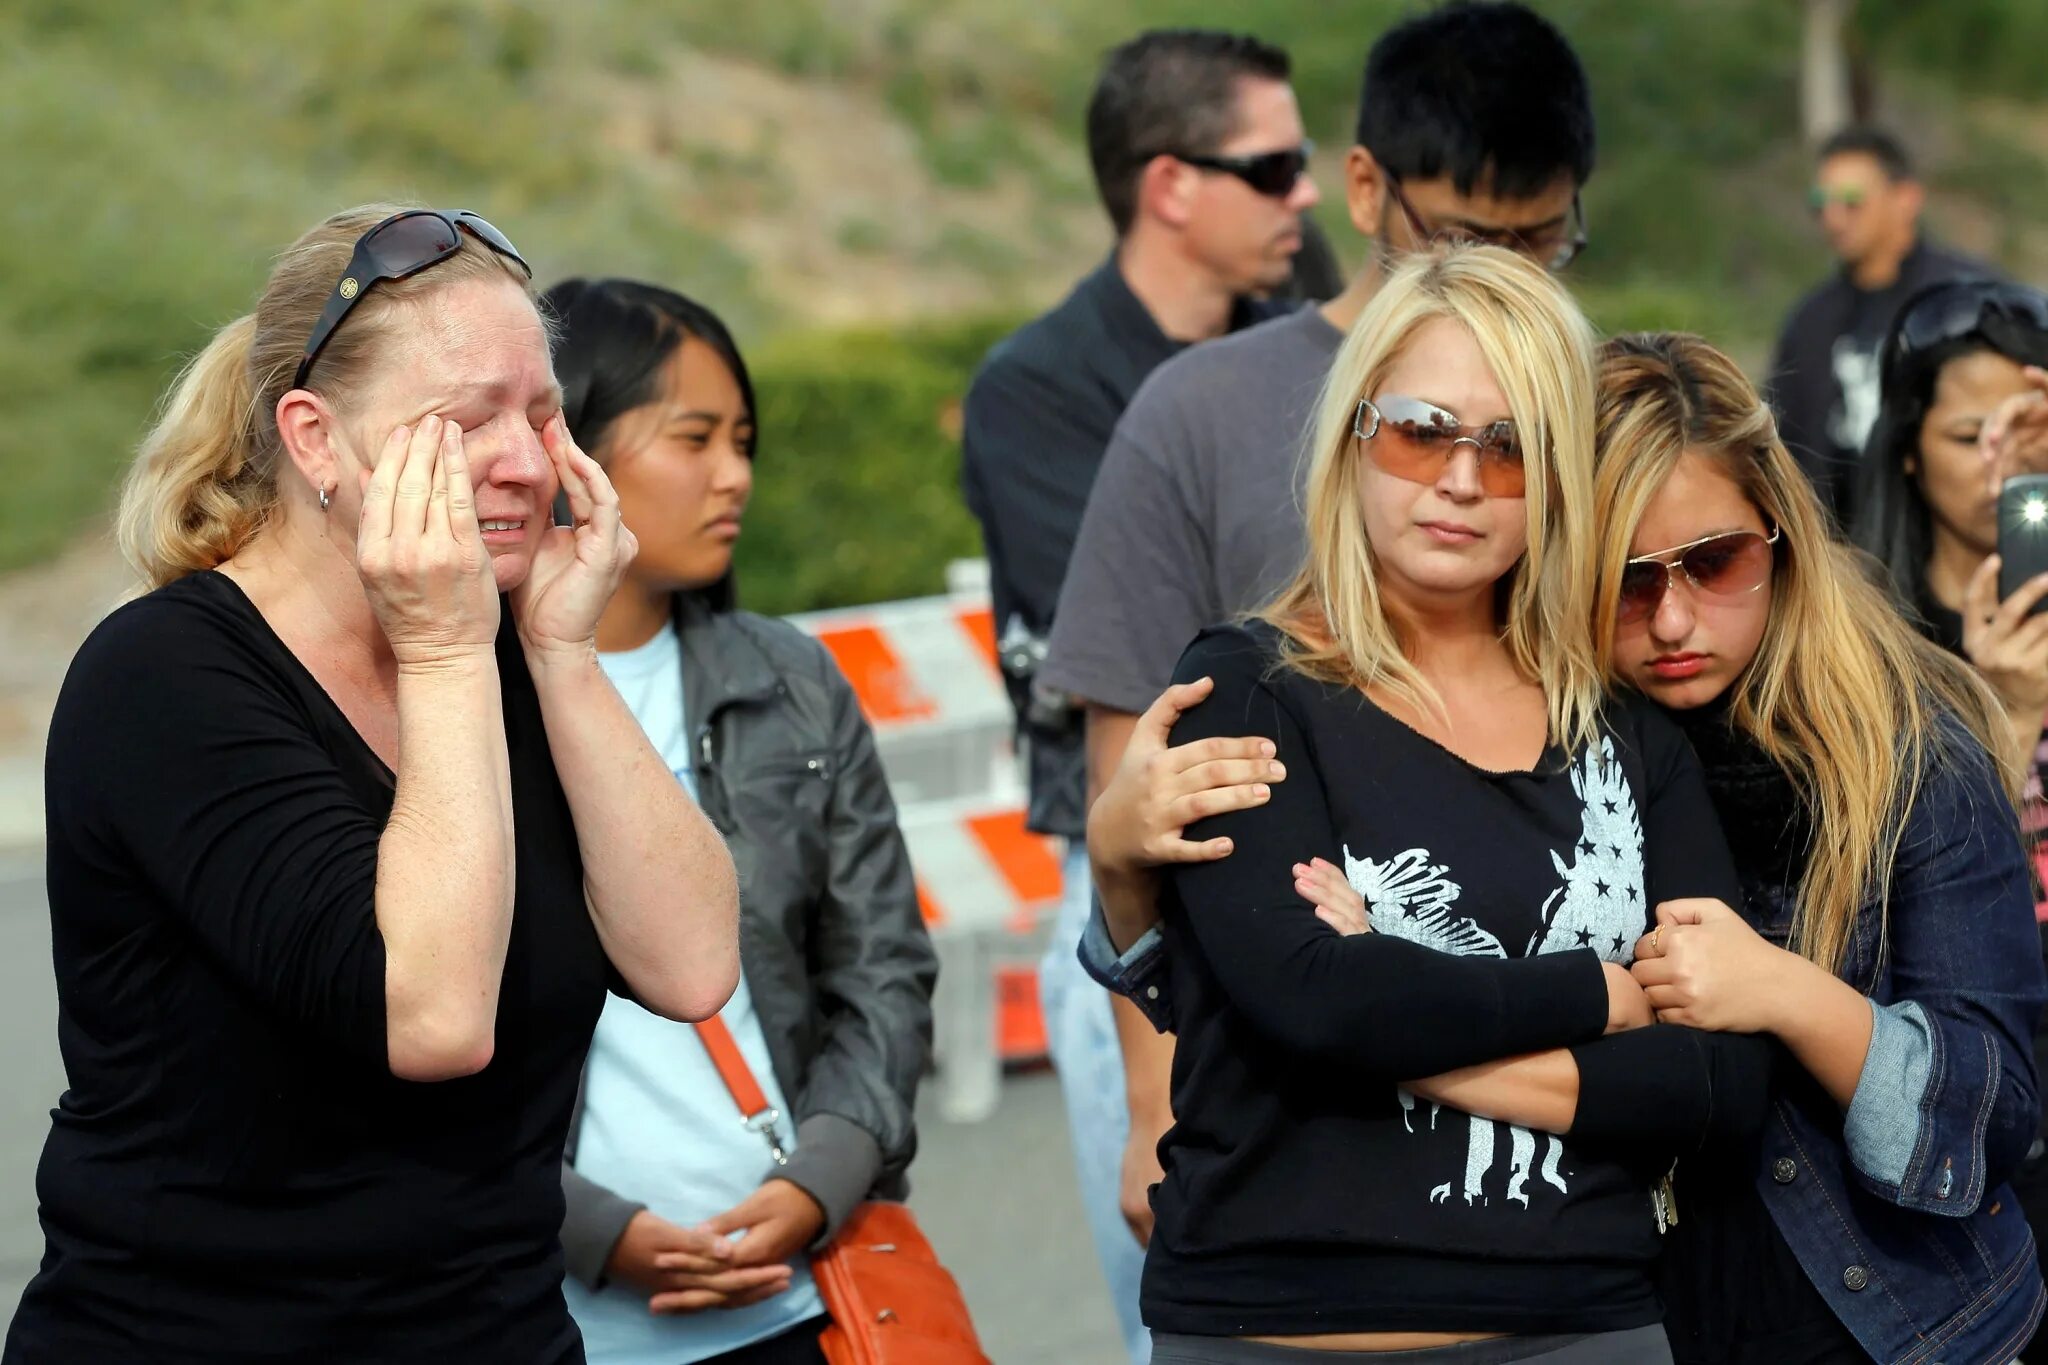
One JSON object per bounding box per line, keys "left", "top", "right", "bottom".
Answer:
{"left": 1344, "top": 738, "right": 1645, "bottom": 1210}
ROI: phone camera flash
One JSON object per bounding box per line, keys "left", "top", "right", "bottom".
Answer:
{"left": 2027, "top": 498, "right": 2047, "bottom": 525}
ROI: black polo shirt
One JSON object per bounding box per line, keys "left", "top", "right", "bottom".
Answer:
{"left": 960, "top": 255, "right": 1285, "bottom": 836}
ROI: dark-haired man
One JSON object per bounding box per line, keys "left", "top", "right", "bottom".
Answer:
{"left": 1037, "top": 0, "right": 1596, "bottom": 1277}
{"left": 1769, "top": 126, "right": 1998, "bottom": 525}
{"left": 959, "top": 28, "right": 1314, "bottom": 1364}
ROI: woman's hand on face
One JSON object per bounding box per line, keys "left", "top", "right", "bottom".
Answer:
{"left": 355, "top": 416, "right": 501, "bottom": 668}
{"left": 1981, "top": 364, "right": 2048, "bottom": 494}
{"left": 1629, "top": 898, "right": 1788, "bottom": 1034}
{"left": 509, "top": 415, "right": 638, "bottom": 665}
{"left": 1293, "top": 857, "right": 1370, "bottom": 935}
{"left": 1961, "top": 555, "right": 2048, "bottom": 719}
{"left": 1087, "top": 677, "right": 1284, "bottom": 880}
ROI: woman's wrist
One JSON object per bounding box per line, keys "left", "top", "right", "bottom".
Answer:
{"left": 1757, "top": 946, "right": 1825, "bottom": 1040}
{"left": 523, "top": 639, "right": 602, "bottom": 682}
{"left": 1092, "top": 861, "right": 1161, "bottom": 954}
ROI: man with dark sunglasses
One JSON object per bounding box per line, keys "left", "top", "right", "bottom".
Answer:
{"left": 1768, "top": 126, "right": 1998, "bottom": 527}
{"left": 959, "top": 27, "right": 1311, "bottom": 1365}
{"left": 1033, "top": 0, "right": 1597, "bottom": 1302}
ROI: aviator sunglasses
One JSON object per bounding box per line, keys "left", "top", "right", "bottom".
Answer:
{"left": 294, "top": 209, "right": 531, "bottom": 389}
{"left": 1171, "top": 141, "right": 1314, "bottom": 198}
{"left": 1354, "top": 395, "right": 1525, "bottom": 498}
{"left": 1617, "top": 527, "right": 1781, "bottom": 624}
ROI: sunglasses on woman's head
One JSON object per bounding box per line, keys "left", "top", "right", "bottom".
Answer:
{"left": 1889, "top": 281, "right": 2048, "bottom": 365}
{"left": 1617, "top": 527, "right": 1781, "bottom": 624}
{"left": 294, "top": 209, "right": 531, "bottom": 390}
{"left": 1171, "top": 141, "right": 1314, "bottom": 198}
{"left": 1354, "top": 395, "right": 1525, "bottom": 498}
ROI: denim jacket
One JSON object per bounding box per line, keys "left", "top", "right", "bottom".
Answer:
{"left": 1082, "top": 719, "right": 2048, "bottom": 1364}
{"left": 1747, "top": 726, "right": 2046, "bottom": 1364}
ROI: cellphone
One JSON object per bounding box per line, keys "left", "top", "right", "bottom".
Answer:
{"left": 1997, "top": 473, "right": 2048, "bottom": 615}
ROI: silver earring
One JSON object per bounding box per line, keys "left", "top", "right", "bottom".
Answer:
{"left": 317, "top": 484, "right": 332, "bottom": 513}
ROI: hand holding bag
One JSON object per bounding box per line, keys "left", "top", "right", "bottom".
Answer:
{"left": 694, "top": 1017, "right": 992, "bottom": 1365}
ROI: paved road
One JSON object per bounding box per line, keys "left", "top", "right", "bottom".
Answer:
{"left": 0, "top": 851, "right": 1125, "bottom": 1363}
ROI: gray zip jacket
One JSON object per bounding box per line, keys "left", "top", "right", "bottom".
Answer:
{"left": 560, "top": 595, "right": 937, "bottom": 1287}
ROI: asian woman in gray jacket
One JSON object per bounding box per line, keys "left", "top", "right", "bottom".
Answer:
{"left": 544, "top": 278, "right": 937, "bottom": 1365}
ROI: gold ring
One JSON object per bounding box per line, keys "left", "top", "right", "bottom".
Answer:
{"left": 1650, "top": 926, "right": 1663, "bottom": 955}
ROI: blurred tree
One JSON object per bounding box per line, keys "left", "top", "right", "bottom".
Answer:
{"left": 1801, "top": 0, "right": 1856, "bottom": 145}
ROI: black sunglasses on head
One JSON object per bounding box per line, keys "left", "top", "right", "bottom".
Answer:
{"left": 1170, "top": 141, "right": 1314, "bottom": 198}
{"left": 294, "top": 209, "right": 532, "bottom": 390}
{"left": 1890, "top": 280, "right": 2048, "bottom": 362}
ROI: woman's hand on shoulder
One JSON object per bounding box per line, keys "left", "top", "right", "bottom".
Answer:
{"left": 510, "top": 415, "right": 638, "bottom": 666}
{"left": 1630, "top": 898, "right": 1791, "bottom": 1034}
{"left": 356, "top": 416, "right": 501, "bottom": 668}
{"left": 1088, "top": 676, "right": 1284, "bottom": 879}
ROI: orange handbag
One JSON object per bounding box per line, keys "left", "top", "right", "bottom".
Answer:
{"left": 694, "top": 1018, "right": 992, "bottom": 1365}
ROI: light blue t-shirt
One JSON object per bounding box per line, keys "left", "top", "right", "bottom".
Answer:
{"left": 564, "top": 623, "right": 824, "bottom": 1363}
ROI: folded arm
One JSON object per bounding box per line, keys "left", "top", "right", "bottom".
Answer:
{"left": 1160, "top": 631, "right": 1611, "bottom": 1078}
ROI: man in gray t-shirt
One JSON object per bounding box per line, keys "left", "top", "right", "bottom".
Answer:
{"left": 1042, "top": 304, "right": 1339, "bottom": 716}
{"left": 1036, "top": 0, "right": 1601, "bottom": 1258}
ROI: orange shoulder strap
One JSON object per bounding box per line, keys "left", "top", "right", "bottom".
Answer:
{"left": 693, "top": 1016, "right": 774, "bottom": 1121}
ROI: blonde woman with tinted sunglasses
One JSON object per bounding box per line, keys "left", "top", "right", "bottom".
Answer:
{"left": 1088, "top": 249, "right": 1773, "bottom": 1365}
{"left": 1094, "top": 332, "right": 2046, "bottom": 1365}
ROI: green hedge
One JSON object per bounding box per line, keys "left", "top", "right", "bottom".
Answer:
{"left": 734, "top": 314, "right": 1021, "bottom": 616}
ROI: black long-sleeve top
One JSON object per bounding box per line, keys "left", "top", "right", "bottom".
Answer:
{"left": 4, "top": 571, "right": 614, "bottom": 1364}
{"left": 1143, "top": 623, "right": 1771, "bottom": 1339}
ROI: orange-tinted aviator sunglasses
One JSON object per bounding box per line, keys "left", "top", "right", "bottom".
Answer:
{"left": 1354, "top": 395, "right": 1526, "bottom": 498}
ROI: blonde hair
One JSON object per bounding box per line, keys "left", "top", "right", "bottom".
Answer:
{"left": 116, "top": 204, "right": 533, "bottom": 588}
{"left": 1261, "top": 244, "right": 1605, "bottom": 753}
{"left": 1593, "top": 332, "right": 2017, "bottom": 976}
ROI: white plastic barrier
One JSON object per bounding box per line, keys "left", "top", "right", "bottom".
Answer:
{"left": 786, "top": 563, "right": 1061, "bottom": 1122}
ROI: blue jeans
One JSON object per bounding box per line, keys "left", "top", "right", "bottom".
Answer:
{"left": 1041, "top": 844, "right": 1150, "bottom": 1365}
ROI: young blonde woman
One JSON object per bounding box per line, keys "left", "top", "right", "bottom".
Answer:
{"left": 1095, "top": 332, "right": 2047, "bottom": 1364}
{"left": 1091, "top": 247, "right": 1771, "bottom": 1365}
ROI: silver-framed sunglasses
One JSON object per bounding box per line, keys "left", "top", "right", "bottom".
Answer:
{"left": 1617, "top": 527, "right": 1782, "bottom": 623}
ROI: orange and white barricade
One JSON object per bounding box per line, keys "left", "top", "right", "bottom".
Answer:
{"left": 787, "top": 564, "right": 1063, "bottom": 1122}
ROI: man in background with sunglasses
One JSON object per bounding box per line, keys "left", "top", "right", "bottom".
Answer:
{"left": 1033, "top": 0, "right": 1595, "bottom": 1285}
{"left": 1768, "top": 126, "right": 1999, "bottom": 527}
{"left": 959, "top": 28, "right": 1313, "bottom": 1365}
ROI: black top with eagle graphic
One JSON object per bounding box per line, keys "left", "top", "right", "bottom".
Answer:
{"left": 1143, "top": 622, "right": 1772, "bottom": 1339}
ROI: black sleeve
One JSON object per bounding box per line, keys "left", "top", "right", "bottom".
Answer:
{"left": 1164, "top": 628, "right": 1611, "bottom": 1079}
{"left": 1568, "top": 1024, "right": 1777, "bottom": 1154}
{"left": 48, "top": 598, "right": 389, "bottom": 1067}
{"left": 1567, "top": 702, "right": 1773, "bottom": 1151}
{"left": 1633, "top": 700, "right": 1745, "bottom": 909}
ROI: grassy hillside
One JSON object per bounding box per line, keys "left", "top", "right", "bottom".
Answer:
{"left": 4, "top": 0, "right": 2044, "bottom": 613}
